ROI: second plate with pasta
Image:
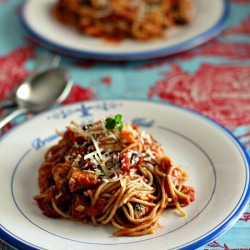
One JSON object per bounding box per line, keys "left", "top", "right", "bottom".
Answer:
{"left": 20, "top": 0, "right": 229, "bottom": 60}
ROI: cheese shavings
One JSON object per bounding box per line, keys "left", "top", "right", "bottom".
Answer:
{"left": 66, "top": 115, "right": 165, "bottom": 185}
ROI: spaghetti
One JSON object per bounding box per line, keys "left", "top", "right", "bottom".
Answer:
{"left": 52, "top": 0, "right": 193, "bottom": 41}
{"left": 33, "top": 115, "right": 195, "bottom": 236}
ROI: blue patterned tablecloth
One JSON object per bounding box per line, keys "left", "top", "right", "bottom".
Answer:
{"left": 0, "top": 0, "right": 249, "bottom": 249}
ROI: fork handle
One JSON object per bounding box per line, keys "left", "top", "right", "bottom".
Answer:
{"left": 0, "top": 99, "right": 16, "bottom": 109}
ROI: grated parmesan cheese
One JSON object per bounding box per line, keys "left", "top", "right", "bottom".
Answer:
{"left": 68, "top": 116, "right": 163, "bottom": 184}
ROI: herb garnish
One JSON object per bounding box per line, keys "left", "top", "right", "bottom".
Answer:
{"left": 105, "top": 114, "right": 123, "bottom": 131}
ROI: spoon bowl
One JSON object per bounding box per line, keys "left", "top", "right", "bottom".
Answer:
{"left": 0, "top": 67, "right": 72, "bottom": 130}
{"left": 16, "top": 68, "right": 71, "bottom": 112}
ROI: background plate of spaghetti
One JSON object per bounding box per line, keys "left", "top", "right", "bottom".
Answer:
{"left": 0, "top": 100, "right": 249, "bottom": 250}
{"left": 19, "top": 0, "right": 229, "bottom": 60}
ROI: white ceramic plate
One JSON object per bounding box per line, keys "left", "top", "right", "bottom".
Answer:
{"left": 20, "top": 0, "right": 229, "bottom": 60}
{"left": 0, "top": 100, "right": 249, "bottom": 250}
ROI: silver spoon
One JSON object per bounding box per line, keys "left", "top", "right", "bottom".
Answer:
{"left": 0, "top": 68, "right": 72, "bottom": 130}
{"left": 0, "top": 53, "right": 61, "bottom": 109}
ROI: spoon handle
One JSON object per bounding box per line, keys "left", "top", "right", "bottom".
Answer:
{"left": 0, "top": 108, "right": 27, "bottom": 131}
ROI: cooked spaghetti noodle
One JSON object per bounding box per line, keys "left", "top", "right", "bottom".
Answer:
{"left": 52, "top": 0, "right": 193, "bottom": 41}
{"left": 33, "top": 115, "right": 195, "bottom": 236}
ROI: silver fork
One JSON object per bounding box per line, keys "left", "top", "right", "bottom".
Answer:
{"left": 0, "top": 52, "right": 61, "bottom": 109}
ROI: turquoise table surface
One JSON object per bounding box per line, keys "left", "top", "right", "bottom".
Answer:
{"left": 0, "top": 0, "right": 249, "bottom": 249}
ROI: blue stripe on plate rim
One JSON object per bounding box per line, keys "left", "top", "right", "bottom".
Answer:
{"left": 0, "top": 99, "right": 249, "bottom": 249}
{"left": 19, "top": 0, "right": 230, "bottom": 60}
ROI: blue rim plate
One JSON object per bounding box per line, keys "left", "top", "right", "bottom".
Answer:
{"left": 19, "top": 0, "right": 229, "bottom": 60}
{"left": 0, "top": 100, "right": 249, "bottom": 250}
